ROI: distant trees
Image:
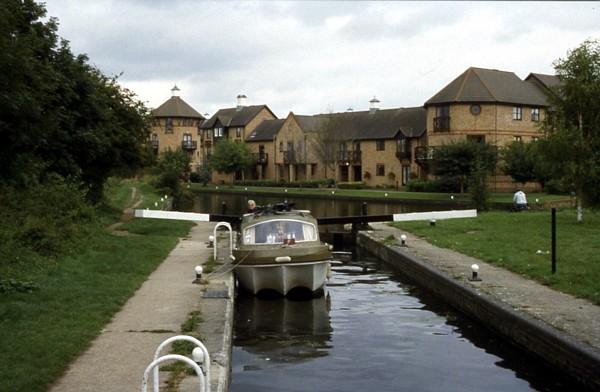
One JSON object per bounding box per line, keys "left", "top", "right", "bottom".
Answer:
{"left": 538, "top": 39, "right": 600, "bottom": 222}
{"left": 209, "top": 139, "right": 255, "bottom": 181}
{"left": 0, "top": 0, "right": 149, "bottom": 202}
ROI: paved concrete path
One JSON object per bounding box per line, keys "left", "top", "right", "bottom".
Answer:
{"left": 370, "top": 222, "right": 600, "bottom": 352}
{"left": 50, "top": 222, "right": 232, "bottom": 392}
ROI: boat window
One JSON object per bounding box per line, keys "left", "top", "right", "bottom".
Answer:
{"left": 244, "top": 220, "right": 317, "bottom": 244}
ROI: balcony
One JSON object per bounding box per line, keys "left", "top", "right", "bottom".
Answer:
{"left": 253, "top": 152, "right": 268, "bottom": 164}
{"left": 415, "top": 146, "right": 435, "bottom": 165}
{"left": 337, "top": 150, "right": 361, "bottom": 164}
{"left": 433, "top": 116, "right": 450, "bottom": 132}
{"left": 283, "top": 150, "right": 295, "bottom": 164}
{"left": 181, "top": 140, "right": 197, "bottom": 150}
{"left": 395, "top": 149, "right": 411, "bottom": 160}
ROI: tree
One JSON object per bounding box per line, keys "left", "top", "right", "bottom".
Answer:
{"left": 209, "top": 139, "right": 254, "bottom": 181}
{"left": 0, "top": 0, "right": 150, "bottom": 202}
{"left": 431, "top": 140, "right": 497, "bottom": 193}
{"left": 502, "top": 141, "right": 537, "bottom": 185}
{"left": 539, "top": 39, "right": 600, "bottom": 222}
{"left": 309, "top": 112, "right": 346, "bottom": 181}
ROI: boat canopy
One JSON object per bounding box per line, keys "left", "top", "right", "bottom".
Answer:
{"left": 243, "top": 219, "right": 317, "bottom": 245}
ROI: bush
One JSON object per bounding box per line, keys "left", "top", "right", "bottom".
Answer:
{"left": 337, "top": 181, "right": 366, "bottom": 189}
{"left": 233, "top": 179, "right": 334, "bottom": 188}
{"left": 544, "top": 179, "right": 570, "bottom": 195}
{"left": 406, "top": 177, "right": 461, "bottom": 193}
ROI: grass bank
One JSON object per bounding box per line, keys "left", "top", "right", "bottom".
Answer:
{"left": 190, "top": 183, "right": 570, "bottom": 207}
{"left": 0, "top": 178, "right": 194, "bottom": 392}
{"left": 392, "top": 209, "right": 600, "bottom": 305}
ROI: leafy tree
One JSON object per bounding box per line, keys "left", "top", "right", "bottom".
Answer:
{"left": 209, "top": 139, "right": 254, "bottom": 181}
{"left": 309, "top": 112, "right": 346, "bottom": 181}
{"left": 431, "top": 140, "right": 497, "bottom": 194}
{"left": 155, "top": 148, "right": 191, "bottom": 193}
{"left": 0, "top": 0, "right": 150, "bottom": 202}
{"left": 540, "top": 39, "right": 600, "bottom": 222}
{"left": 502, "top": 141, "right": 537, "bottom": 185}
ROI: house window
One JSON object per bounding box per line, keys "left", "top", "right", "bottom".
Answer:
{"left": 434, "top": 105, "right": 450, "bottom": 131}
{"left": 236, "top": 127, "right": 242, "bottom": 138}
{"left": 213, "top": 127, "right": 223, "bottom": 138}
{"left": 512, "top": 106, "right": 523, "bottom": 121}
{"left": 531, "top": 108, "right": 540, "bottom": 122}
{"left": 376, "top": 140, "right": 385, "bottom": 151}
{"left": 532, "top": 136, "right": 540, "bottom": 142}
{"left": 279, "top": 142, "right": 284, "bottom": 152}
{"left": 165, "top": 118, "right": 173, "bottom": 133}
{"left": 513, "top": 135, "right": 522, "bottom": 142}
{"left": 376, "top": 164, "right": 385, "bottom": 176}
{"left": 397, "top": 138, "right": 407, "bottom": 153}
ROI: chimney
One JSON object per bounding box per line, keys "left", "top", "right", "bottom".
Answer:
{"left": 369, "top": 96, "right": 380, "bottom": 114}
{"left": 171, "top": 84, "right": 180, "bottom": 97}
{"left": 236, "top": 94, "right": 247, "bottom": 111}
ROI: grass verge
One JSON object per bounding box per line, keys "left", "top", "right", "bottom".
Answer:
{"left": 0, "top": 178, "right": 194, "bottom": 392}
{"left": 392, "top": 209, "right": 600, "bottom": 305}
{"left": 190, "top": 183, "right": 570, "bottom": 206}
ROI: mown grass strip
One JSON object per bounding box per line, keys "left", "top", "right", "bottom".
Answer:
{"left": 392, "top": 209, "right": 600, "bottom": 305}
{"left": 0, "top": 178, "right": 194, "bottom": 392}
{"left": 190, "top": 183, "right": 569, "bottom": 206}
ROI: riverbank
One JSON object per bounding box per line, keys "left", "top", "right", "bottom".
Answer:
{"left": 0, "top": 179, "right": 193, "bottom": 391}
{"left": 358, "top": 224, "right": 600, "bottom": 390}
{"left": 190, "top": 183, "right": 571, "bottom": 208}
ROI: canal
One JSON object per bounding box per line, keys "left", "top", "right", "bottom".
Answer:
{"left": 193, "top": 192, "right": 576, "bottom": 391}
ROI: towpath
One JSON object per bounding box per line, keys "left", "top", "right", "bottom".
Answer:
{"left": 50, "top": 221, "right": 234, "bottom": 392}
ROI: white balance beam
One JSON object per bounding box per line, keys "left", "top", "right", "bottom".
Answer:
{"left": 134, "top": 209, "right": 210, "bottom": 222}
{"left": 393, "top": 209, "right": 477, "bottom": 222}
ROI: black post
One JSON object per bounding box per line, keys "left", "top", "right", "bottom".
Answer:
{"left": 221, "top": 201, "right": 227, "bottom": 215}
{"left": 551, "top": 208, "right": 556, "bottom": 274}
{"left": 361, "top": 202, "right": 368, "bottom": 229}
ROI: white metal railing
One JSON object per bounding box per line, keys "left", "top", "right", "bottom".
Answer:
{"left": 141, "top": 354, "right": 205, "bottom": 392}
{"left": 144, "top": 335, "right": 211, "bottom": 392}
{"left": 213, "top": 222, "right": 233, "bottom": 261}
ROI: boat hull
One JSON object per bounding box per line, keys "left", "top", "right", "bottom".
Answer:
{"left": 234, "top": 261, "right": 329, "bottom": 296}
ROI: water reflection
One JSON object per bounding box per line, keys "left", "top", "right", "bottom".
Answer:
{"left": 191, "top": 192, "right": 442, "bottom": 217}
{"left": 231, "top": 249, "right": 578, "bottom": 392}
{"left": 234, "top": 294, "right": 333, "bottom": 364}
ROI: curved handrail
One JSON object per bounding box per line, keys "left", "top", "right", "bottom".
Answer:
{"left": 142, "top": 354, "right": 205, "bottom": 392}
{"left": 152, "top": 335, "right": 210, "bottom": 392}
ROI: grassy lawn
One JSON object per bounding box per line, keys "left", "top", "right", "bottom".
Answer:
{"left": 0, "top": 178, "right": 194, "bottom": 392}
{"left": 190, "top": 183, "right": 570, "bottom": 206}
{"left": 392, "top": 209, "right": 600, "bottom": 305}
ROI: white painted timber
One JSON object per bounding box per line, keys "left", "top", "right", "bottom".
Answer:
{"left": 392, "top": 209, "right": 477, "bottom": 222}
{"left": 134, "top": 209, "right": 210, "bottom": 222}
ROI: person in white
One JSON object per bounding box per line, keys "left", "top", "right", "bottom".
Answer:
{"left": 513, "top": 189, "right": 528, "bottom": 211}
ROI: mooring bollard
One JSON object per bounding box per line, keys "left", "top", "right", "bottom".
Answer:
{"left": 221, "top": 201, "right": 227, "bottom": 215}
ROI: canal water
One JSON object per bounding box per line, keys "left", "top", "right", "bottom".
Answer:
{"left": 230, "top": 249, "right": 573, "bottom": 392}
{"left": 191, "top": 192, "right": 576, "bottom": 391}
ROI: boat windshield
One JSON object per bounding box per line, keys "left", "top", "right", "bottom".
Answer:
{"left": 243, "top": 219, "right": 317, "bottom": 244}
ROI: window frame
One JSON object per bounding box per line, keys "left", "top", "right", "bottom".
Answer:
{"left": 531, "top": 108, "right": 540, "bottom": 122}
{"left": 512, "top": 106, "right": 523, "bottom": 121}
{"left": 376, "top": 164, "right": 385, "bottom": 176}
{"left": 376, "top": 140, "right": 385, "bottom": 151}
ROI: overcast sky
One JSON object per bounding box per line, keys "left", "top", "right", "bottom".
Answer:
{"left": 45, "top": 1, "right": 599, "bottom": 118}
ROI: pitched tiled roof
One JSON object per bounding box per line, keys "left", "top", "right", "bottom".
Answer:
{"left": 246, "top": 119, "right": 285, "bottom": 142}
{"left": 425, "top": 67, "right": 550, "bottom": 107}
{"left": 525, "top": 73, "right": 561, "bottom": 91}
{"left": 200, "top": 105, "right": 275, "bottom": 129}
{"left": 151, "top": 96, "right": 204, "bottom": 119}
{"left": 295, "top": 107, "right": 426, "bottom": 140}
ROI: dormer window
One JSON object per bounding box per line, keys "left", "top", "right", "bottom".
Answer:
{"left": 214, "top": 127, "right": 223, "bottom": 138}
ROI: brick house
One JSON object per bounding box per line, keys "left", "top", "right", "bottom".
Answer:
{"left": 245, "top": 118, "right": 285, "bottom": 180}
{"left": 418, "top": 67, "right": 556, "bottom": 191}
{"left": 150, "top": 86, "right": 205, "bottom": 167}
{"left": 198, "top": 95, "right": 277, "bottom": 183}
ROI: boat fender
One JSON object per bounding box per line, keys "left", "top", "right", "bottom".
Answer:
{"left": 275, "top": 256, "right": 292, "bottom": 263}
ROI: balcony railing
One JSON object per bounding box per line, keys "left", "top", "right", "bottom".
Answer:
{"left": 253, "top": 152, "right": 268, "bottom": 164}
{"left": 433, "top": 116, "right": 450, "bottom": 132}
{"left": 415, "top": 146, "right": 435, "bottom": 165}
{"left": 395, "top": 149, "right": 411, "bottom": 160}
{"left": 181, "top": 140, "right": 197, "bottom": 150}
{"left": 283, "top": 150, "right": 295, "bottom": 164}
{"left": 337, "top": 150, "right": 361, "bottom": 164}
